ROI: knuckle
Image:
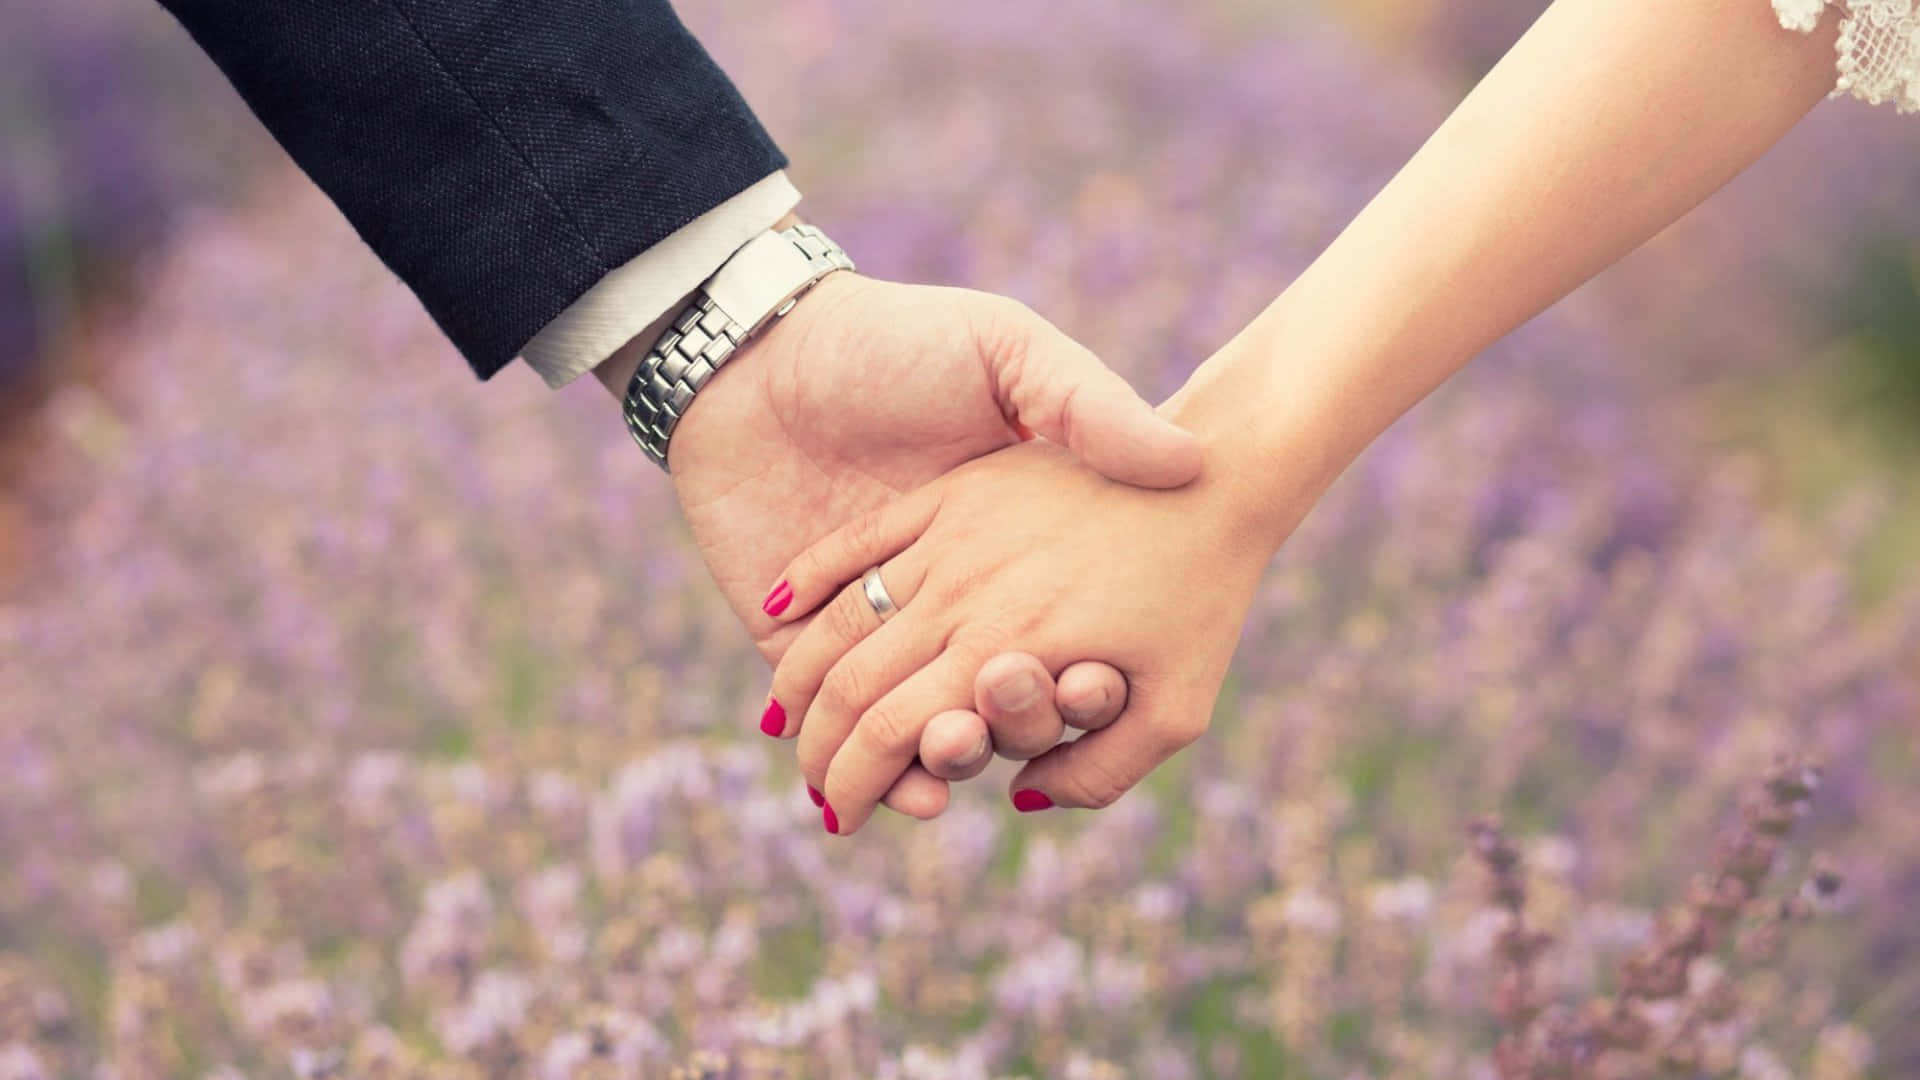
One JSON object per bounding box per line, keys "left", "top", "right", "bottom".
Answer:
{"left": 966, "top": 294, "right": 1038, "bottom": 364}
{"left": 932, "top": 566, "right": 985, "bottom": 609}
{"left": 794, "top": 741, "right": 830, "bottom": 789}
{"left": 788, "top": 553, "right": 824, "bottom": 596}
{"left": 1154, "top": 709, "right": 1211, "bottom": 751}
{"left": 816, "top": 664, "right": 873, "bottom": 718}
{"left": 857, "top": 703, "right": 917, "bottom": 755}
{"left": 1059, "top": 748, "right": 1140, "bottom": 810}
{"left": 798, "top": 763, "right": 828, "bottom": 795}
{"left": 1061, "top": 767, "right": 1125, "bottom": 809}
{"left": 988, "top": 290, "right": 1036, "bottom": 317}
{"left": 844, "top": 512, "right": 885, "bottom": 566}
{"left": 821, "top": 586, "right": 873, "bottom": 646}
{"left": 970, "top": 289, "right": 1036, "bottom": 327}
{"left": 946, "top": 619, "right": 1011, "bottom": 663}
{"left": 998, "top": 298, "right": 1041, "bottom": 334}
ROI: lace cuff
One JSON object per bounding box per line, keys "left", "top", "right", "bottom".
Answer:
{"left": 1774, "top": 0, "right": 1920, "bottom": 111}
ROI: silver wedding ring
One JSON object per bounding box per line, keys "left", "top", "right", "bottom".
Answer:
{"left": 861, "top": 566, "right": 899, "bottom": 623}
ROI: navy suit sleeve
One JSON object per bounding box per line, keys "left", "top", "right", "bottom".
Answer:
{"left": 156, "top": 0, "right": 788, "bottom": 378}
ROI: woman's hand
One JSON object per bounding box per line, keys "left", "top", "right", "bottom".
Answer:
{"left": 653, "top": 271, "right": 1197, "bottom": 819}
{"left": 761, "top": 438, "right": 1280, "bottom": 836}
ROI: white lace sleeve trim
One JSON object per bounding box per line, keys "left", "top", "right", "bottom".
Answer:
{"left": 1775, "top": 0, "right": 1920, "bottom": 111}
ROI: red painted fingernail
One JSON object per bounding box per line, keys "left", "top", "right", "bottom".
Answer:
{"left": 822, "top": 800, "right": 839, "bottom": 835}
{"left": 762, "top": 581, "right": 793, "bottom": 617}
{"left": 759, "top": 698, "right": 786, "bottom": 737}
{"left": 807, "top": 785, "right": 825, "bottom": 808}
{"left": 1012, "top": 789, "right": 1054, "bottom": 813}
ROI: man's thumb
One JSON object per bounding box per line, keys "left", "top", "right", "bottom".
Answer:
{"left": 987, "top": 319, "right": 1203, "bottom": 489}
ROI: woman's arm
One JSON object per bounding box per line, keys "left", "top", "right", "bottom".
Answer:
{"left": 1172, "top": 0, "right": 1842, "bottom": 537}
{"left": 757, "top": 0, "right": 1857, "bottom": 829}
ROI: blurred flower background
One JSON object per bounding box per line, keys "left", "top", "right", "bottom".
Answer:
{"left": 2, "top": 0, "right": 1917, "bottom": 1077}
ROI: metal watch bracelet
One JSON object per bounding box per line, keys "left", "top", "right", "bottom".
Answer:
{"left": 622, "top": 223, "right": 853, "bottom": 471}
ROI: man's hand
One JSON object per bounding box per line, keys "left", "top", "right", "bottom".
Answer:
{"left": 614, "top": 271, "right": 1201, "bottom": 817}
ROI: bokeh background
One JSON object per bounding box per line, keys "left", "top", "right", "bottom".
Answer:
{"left": 2, "top": 1, "right": 1917, "bottom": 1077}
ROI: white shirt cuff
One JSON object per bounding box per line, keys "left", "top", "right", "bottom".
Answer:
{"left": 519, "top": 171, "right": 803, "bottom": 388}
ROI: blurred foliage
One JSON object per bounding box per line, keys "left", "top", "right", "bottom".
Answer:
{"left": 0, "top": 1, "right": 1916, "bottom": 1077}
{"left": 1827, "top": 235, "right": 1920, "bottom": 455}
{"left": 0, "top": 0, "right": 263, "bottom": 401}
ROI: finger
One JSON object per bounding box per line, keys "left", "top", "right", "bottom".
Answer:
{"left": 982, "top": 311, "right": 1203, "bottom": 490}
{"left": 760, "top": 485, "right": 941, "bottom": 624}
{"left": 821, "top": 651, "right": 975, "bottom": 836}
{"left": 1005, "top": 691, "right": 1207, "bottom": 812}
{"left": 764, "top": 557, "right": 927, "bottom": 739}
{"left": 877, "top": 762, "right": 952, "bottom": 820}
{"left": 973, "top": 652, "right": 1066, "bottom": 761}
{"left": 791, "top": 601, "right": 942, "bottom": 790}
{"left": 1055, "top": 661, "right": 1127, "bottom": 731}
{"left": 820, "top": 762, "right": 954, "bottom": 820}
{"left": 919, "top": 710, "right": 994, "bottom": 782}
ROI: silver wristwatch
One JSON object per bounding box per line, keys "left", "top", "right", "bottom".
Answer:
{"left": 622, "top": 223, "right": 854, "bottom": 471}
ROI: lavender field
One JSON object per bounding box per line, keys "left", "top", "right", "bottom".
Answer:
{"left": 2, "top": 1, "right": 1917, "bottom": 1077}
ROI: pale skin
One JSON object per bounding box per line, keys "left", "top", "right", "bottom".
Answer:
{"left": 765, "top": 0, "right": 1848, "bottom": 835}
{"left": 594, "top": 259, "right": 1205, "bottom": 818}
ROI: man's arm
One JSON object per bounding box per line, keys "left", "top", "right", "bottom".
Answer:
{"left": 157, "top": 0, "right": 785, "bottom": 379}
{"left": 158, "top": 1, "right": 1198, "bottom": 819}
